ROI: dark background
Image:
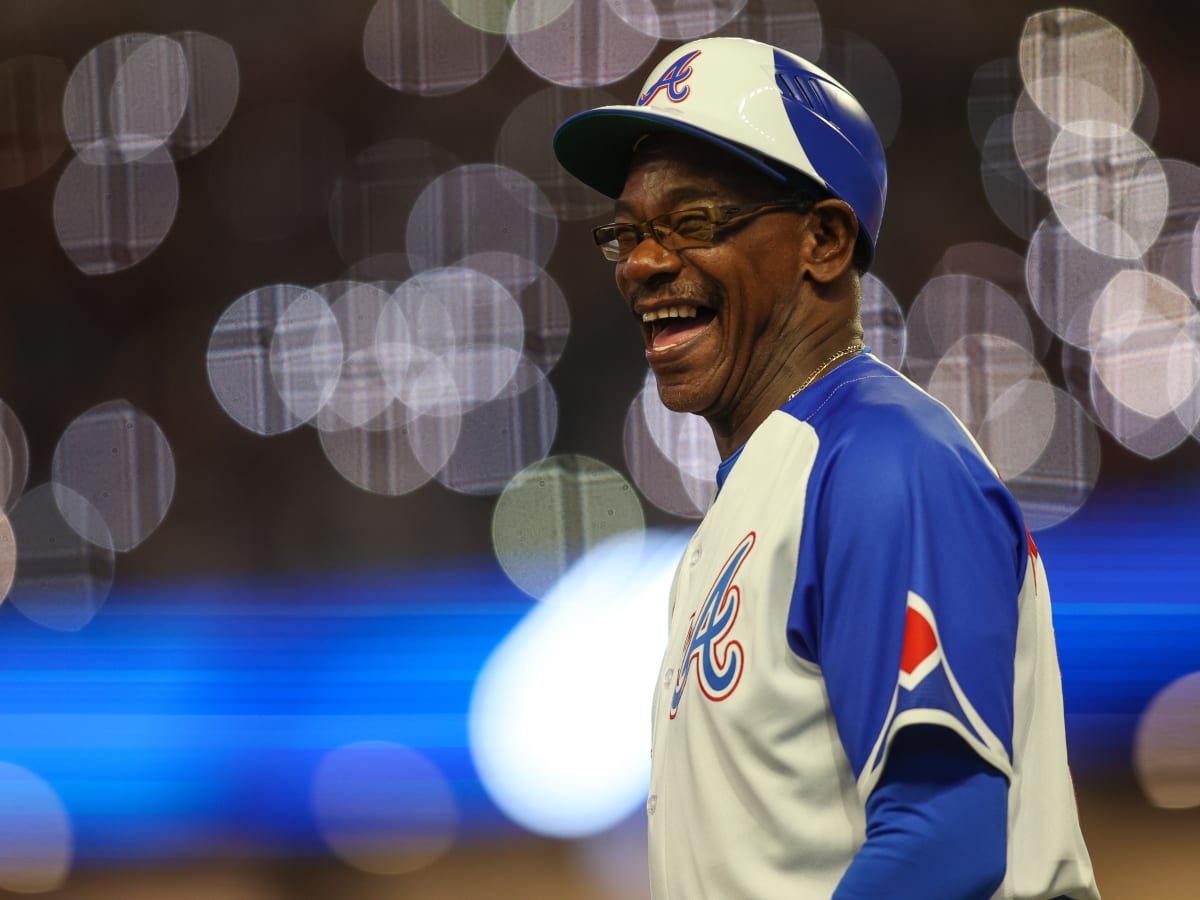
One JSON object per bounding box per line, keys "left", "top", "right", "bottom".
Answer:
{"left": 1, "top": 0, "right": 1196, "bottom": 582}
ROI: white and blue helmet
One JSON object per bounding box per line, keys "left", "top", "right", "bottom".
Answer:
{"left": 553, "top": 37, "right": 888, "bottom": 265}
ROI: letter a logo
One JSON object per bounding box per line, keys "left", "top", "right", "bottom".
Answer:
{"left": 638, "top": 50, "right": 702, "bottom": 106}
{"left": 669, "top": 532, "right": 753, "bottom": 718}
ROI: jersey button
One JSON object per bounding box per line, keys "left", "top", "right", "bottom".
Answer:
{"left": 647, "top": 794, "right": 657, "bottom": 815}
{"left": 689, "top": 545, "right": 701, "bottom": 566}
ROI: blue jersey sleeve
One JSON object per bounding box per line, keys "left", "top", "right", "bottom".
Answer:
{"left": 832, "top": 725, "right": 1008, "bottom": 899}
{"left": 787, "top": 389, "right": 1025, "bottom": 793}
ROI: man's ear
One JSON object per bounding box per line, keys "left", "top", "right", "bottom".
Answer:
{"left": 799, "top": 199, "right": 858, "bottom": 284}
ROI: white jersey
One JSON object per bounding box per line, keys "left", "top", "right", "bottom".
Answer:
{"left": 647, "top": 354, "right": 1098, "bottom": 899}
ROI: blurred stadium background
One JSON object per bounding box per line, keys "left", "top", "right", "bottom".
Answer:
{"left": 1, "top": 0, "right": 1198, "bottom": 896}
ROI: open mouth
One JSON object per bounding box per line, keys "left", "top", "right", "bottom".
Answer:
{"left": 642, "top": 304, "right": 717, "bottom": 351}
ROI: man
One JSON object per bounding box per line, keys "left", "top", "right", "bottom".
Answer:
{"left": 553, "top": 37, "right": 1099, "bottom": 899}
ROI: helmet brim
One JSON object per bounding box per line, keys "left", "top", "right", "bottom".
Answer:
{"left": 553, "top": 105, "right": 815, "bottom": 201}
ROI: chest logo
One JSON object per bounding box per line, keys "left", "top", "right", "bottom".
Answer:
{"left": 638, "top": 49, "right": 702, "bottom": 106}
{"left": 670, "top": 531, "right": 754, "bottom": 718}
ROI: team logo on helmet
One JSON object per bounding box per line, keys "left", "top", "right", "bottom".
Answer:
{"left": 670, "top": 531, "right": 753, "bottom": 718}
{"left": 638, "top": 49, "right": 702, "bottom": 106}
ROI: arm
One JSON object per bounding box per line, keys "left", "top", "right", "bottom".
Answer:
{"left": 833, "top": 725, "right": 1007, "bottom": 900}
{"left": 786, "top": 398, "right": 1026, "bottom": 893}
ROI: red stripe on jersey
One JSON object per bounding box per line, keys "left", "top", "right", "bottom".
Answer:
{"left": 900, "top": 605, "right": 938, "bottom": 675}
{"left": 1027, "top": 528, "right": 1040, "bottom": 592}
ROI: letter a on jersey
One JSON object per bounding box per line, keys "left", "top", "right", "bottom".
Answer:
{"left": 670, "top": 532, "right": 753, "bottom": 718}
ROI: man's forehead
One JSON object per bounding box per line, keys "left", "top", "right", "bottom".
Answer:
{"left": 616, "top": 132, "right": 782, "bottom": 209}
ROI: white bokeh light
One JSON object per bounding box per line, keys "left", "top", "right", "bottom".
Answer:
{"left": 860, "top": 273, "right": 907, "bottom": 370}
{"left": 905, "top": 273, "right": 1035, "bottom": 387}
{"left": 209, "top": 285, "right": 343, "bottom": 436}
{"left": 715, "top": 0, "right": 823, "bottom": 60}
{"left": 1025, "top": 216, "right": 1137, "bottom": 348}
{"left": 624, "top": 390, "right": 708, "bottom": 520}
{"left": 639, "top": 371, "right": 720, "bottom": 485}
{"left": 470, "top": 529, "right": 685, "bottom": 837}
{"left": 63, "top": 33, "right": 188, "bottom": 164}
{"left": 0, "top": 399, "right": 30, "bottom": 513}
{"left": 455, "top": 253, "right": 571, "bottom": 373}
{"left": 1088, "top": 270, "right": 1200, "bottom": 421}
{"left": 406, "top": 164, "right": 559, "bottom": 274}
{"left": 508, "top": 1, "right": 658, "bottom": 88}
{"left": 53, "top": 144, "right": 179, "bottom": 275}
{"left": 981, "top": 112, "right": 1050, "bottom": 240}
{"left": 414, "top": 268, "right": 524, "bottom": 404}
{"left": 6, "top": 483, "right": 115, "bottom": 632}
{"left": 314, "top": 283, "right": 396, "bottom": 432}
{"left": 0, "top": 763, "right": 73, "bottom": 894}
{"left": 363, "top": 0, "right": 506, "bottom": 96}
{"left": 1135, "top": 672, "right": 1200, "bottom": 810}
{"left": 604, "top": 0, "right": 747, "bottom": 41}
{"left": 441, "top": 0, "right": 573, "bottom": 35}
{"left": 167, "top": 31, "right": 240, "bottom": 159}
{"left": 1019, "top": 8, "right": 1144, "bottom": 131}
{"left": 377, "top": 267, "right": 527, "bottom": 415}
{"left": 1011, "top": 88, "right": 1057, "bottom": 193}
{"left": 926, "top": 333, "right": 1049, "bottom": 438}
{"left": 936, "top": 241, "right": 1053, "bottom": 360}
{"left": 1143, "top": 160, "right": 1200, "bottom": 297}
{"left": 434, "top": 356, "right": 558, "bottom": 495}
{"left": 269, "top": 290, "right": 344, "bottom": 427}
{"left": 109, "top": 35, "right": 190, "bottom": 160}
{"left": 1045, "top": 121, "right": 1168, "bottom": 260}
{"left": 1006, "top": 383, "right": 1101, "bottom": 531}
{"left": 319, "top": 401, "right": 461, "bottom": 497}
{"left": 0, "top": 511, "right": 14, "bottom": 604}
{"left": 1089, "top": 352, "right": 1200, "bottom": 460}
{"left": 311, "top": 740, "right": 459, "bottom": 874}
{"left": 491, "top": 455, "right": 646, "bottom": 600}
{"left": 976, "top": 376, "right": 1057, "bottom": 482}
{"left": 51, "top": 400, "right": 175, "bottom": 552}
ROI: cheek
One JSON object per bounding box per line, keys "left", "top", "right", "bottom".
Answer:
{"left": 614, "top": 259, "right": 640, "bottom": 296}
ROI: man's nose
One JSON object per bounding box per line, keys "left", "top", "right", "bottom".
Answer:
{"left": 620, "top": 233, "right": 683, "bottom": 287}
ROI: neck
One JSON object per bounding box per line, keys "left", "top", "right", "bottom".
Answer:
{"left": 707, "top": 320, "right": 863, "bottom": 458}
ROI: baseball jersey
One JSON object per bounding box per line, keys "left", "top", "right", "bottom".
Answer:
{"left": 647, "top": 352, "right": 1098, "bottom": 899}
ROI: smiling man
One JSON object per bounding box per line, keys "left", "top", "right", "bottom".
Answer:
{"left": 554, "top": 36, "right": 1098, "bottom": 900}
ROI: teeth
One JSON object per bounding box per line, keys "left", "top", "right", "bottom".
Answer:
{"left": 641, "top": 305, "right": 700, "bottom": 323}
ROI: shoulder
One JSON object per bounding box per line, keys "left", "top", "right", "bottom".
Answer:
{"left": 791, "top": 357, "right": 995, "bottom": 487}
{"left": 785, "top": 356, "right": 1023, "bottom": 540}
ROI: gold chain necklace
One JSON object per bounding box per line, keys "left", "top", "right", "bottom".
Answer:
{"left": 787, "top": 342, "right": 865, "bottom": 400}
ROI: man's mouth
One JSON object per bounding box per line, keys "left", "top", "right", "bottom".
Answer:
{"left": 642, "top": 304, "right": 717, "bottom": 351}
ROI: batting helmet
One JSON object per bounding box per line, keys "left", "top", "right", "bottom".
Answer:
{"left": 553, "top": 37, "right": 888, "bottom": 265}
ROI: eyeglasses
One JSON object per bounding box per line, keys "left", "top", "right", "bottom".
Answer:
{"left": 592, "top": 198, "right": 813, "bottom": 262}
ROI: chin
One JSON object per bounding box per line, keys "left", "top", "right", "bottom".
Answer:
{"left": 654, "top": 380, "right": 710, "bottom": 417}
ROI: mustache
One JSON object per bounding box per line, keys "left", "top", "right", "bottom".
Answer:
{"left": 629, "top": 281, "right": 724, "bottom": 309}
